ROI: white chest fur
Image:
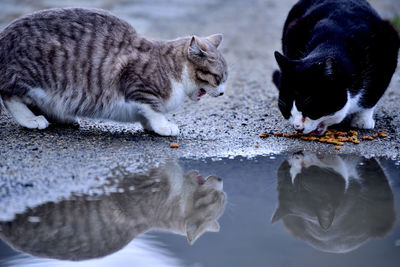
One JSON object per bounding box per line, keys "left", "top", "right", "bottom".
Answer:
{"left": 290, "top": 91, "right": 363, "bottom": 134}
{"left": 165, "top": 65, "right": 197, "bottom": 112}
{"left": 289, "top": 153, "right": 360, "bottom": 190}
{"left": 164, "top": 81, "right": 186, "bottom": 112}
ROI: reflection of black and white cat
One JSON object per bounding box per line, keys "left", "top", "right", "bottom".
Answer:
{"left": 272, "top": 152, "right": 395, "bottom": 253}
{"left": 0, "top": 161, "right": 226, "bottom": 261}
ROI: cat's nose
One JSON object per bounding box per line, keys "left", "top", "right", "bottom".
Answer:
{"left": 219, "top": 92, "right": 224, "bottom": 96}
{"left": 294, "top": 124, "right": 304, "bottom": 132}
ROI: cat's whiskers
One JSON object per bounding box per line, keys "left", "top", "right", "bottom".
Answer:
{"left": 278, "top": 98, "right": 287, "bottom": 108}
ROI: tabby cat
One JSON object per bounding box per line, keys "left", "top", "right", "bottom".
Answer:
{"left": 0, "top": 8, "right": 228, "bottom": 136}
{"left": 0, "top": 161, "right": 226, "bottom": 260}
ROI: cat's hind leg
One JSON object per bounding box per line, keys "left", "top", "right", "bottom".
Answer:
{"left": 350, "top": 107, "right": 375, "bottom": 129}
{"left": 28, "top": 104, "right": 78, "bottom": 128}
{"left": 47, "top": 115, "right": 79, "bottom": 128}
{"left": 4, "top": 97, "right": 49, "bottom": 129}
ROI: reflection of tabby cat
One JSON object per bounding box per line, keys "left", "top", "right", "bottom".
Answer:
{"left": 272, "top": 153, "right": 395, "bottom": 253}
{"left": 0, "top": 161, "right": 226, "bottom": 261}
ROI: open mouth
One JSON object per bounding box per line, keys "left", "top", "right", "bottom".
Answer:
{"left": 313, "top": 122, "right": 325, "bottom": 136}
{"left": 196, "top": 175, "right": 206, "bottom": 185}
{"left": 196, "top": 88, "right": 207, "bottom": 101}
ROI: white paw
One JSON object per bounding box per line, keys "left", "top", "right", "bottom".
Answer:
{"left": 351, "top": 114, "right": 375, "bottom": 129}
{"left": 152, "top": 121, "right": 180, "bottom": 136}
{"left": 24, "top": 115, "right": 50, "bottom": 129}
{"left": 289, "top": 155, "right": 303, "bottom": 184}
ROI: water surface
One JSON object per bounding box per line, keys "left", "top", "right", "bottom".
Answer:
{"left": 0, "top": 153, "right": 399, "bottom": 267}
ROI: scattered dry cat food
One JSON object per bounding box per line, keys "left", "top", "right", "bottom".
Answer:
{"left": 284, "top": 132, "right": 300, "bottom": 138}
{"left": 169, "top": 143, "right": 179, "bottom": 148}
{"left": 349, "top": 130, "right": 358, "bottom": 136}
{"left": 378, "top": 131, "right": 388, "bottom": 137}
{"left": 362, "top": 136, "right": 374, "bottom": 140}
{"left": 255, "top": 144, "right": 260, "bottom": 148}
{"left": 259, "top": 128, "right": 388, "bottom": 150}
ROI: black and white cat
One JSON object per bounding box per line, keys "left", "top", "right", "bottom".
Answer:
{"left": 272, "top": 152, "right": 395, "bottom": 253}
{"left": 273, "top": 0, "right": 400, "bottom": 135}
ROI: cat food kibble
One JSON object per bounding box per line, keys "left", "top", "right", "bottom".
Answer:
{"left": 260, "top": 129, "right": 388, "bottom": 149}
{"left": 362, "top": 136, "right": 374, "bottom": 140}
{"left": 169, "top": 143, "right": 179, "bottom": 148}
{"left": 378, "top": 131, "right": 388, "bottom": 137}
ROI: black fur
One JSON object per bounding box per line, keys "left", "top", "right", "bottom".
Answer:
{"left": 273, "top": 0, "right": 400, "bottom": 120}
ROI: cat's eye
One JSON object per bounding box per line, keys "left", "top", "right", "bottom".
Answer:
{"left": 303, "top": 96, "right": 313, "bottom": 105}
{"left": 215, "top": 75, "right": 222, "bottom": 85}
{"left": 207, "top": 56, "right": 217, "bottom": 62}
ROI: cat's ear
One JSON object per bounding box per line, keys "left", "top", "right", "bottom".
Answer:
{"left": 186, "top": 220, "right": 206, "bottom": 245}
{"left": 273, "top": 70, "right": 281, "bottom": 89}
{"left": 206, "top": 221, "right": 220, "bottom": 232}
{"left": 271, "top": 206, "right": 289, "bottom": 223}
{"left": 274, "top": 51, "right": 290, "bottom": 70}
{"left": 186, "top": 219, "right": 219, "bottom": 245}
{"left": 206, "top": 33, "right": 223, "bottom": 48}
{"left": 323, "top": 57, "right": 335, "bottom": 78}
{"left": 316, "top": 207, "right": 335, "bottom": 230}
{"left": 188, "top": 36, "right": 209, "bottom": 61}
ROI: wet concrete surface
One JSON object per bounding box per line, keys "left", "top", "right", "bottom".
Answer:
{"left": 0, "top": 0, "right": 400, "bottom": 182}
{"left": 0, "top": 153, "right": 399, "bottom": 267}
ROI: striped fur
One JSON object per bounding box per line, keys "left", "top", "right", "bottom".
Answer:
{"left": 0, "top": 162, "right": 226, "bottom": 260}
{"left": 0, "top": 8, "right": 228, "bottom": 136}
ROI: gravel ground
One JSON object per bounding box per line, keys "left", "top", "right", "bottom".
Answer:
{"left": 0, "top": 0, "right": 399, "bottom": 184}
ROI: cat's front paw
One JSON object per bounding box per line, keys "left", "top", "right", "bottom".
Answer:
{"left": 351, "top": 113, "right": 375, "bottom": 129}
{"left": 151, "top": 121, "right": 180, "bottom": 136}
{"left": 24, "top": 115, "right": 50, "bottom": 130}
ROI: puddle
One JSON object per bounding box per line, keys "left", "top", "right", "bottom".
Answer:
{"left": 0, "top": 153, "right": 399, "bottom": 267}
